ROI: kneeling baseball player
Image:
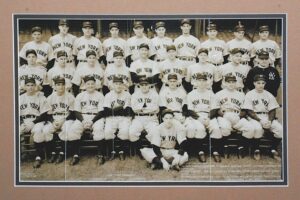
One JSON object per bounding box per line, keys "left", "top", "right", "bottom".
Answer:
{"left": 140, "top": 109, "right": 189, "bottom": 171}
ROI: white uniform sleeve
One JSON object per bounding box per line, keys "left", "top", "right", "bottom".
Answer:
{"left": 267, "top": 92, "right": 280, "bottom": 111}
{"left": 103, "top": 93, "right": 112, "bottom": 108}
{"left": 74, "top": 94, "right": 82, "bottom": 112}
{"left": 210, "top": 92, "right": 219, "bottom": 110}
{"left": 69, "top": 94, "right": 75, "bottom": 111}
{"left": 97, "top": 94, "right": 105, "bottom": 111}
{"left": 174, "top": 120, "right": 187, "bottom": 145}
{"left": 159, "top": 91, "right": 167, "bottom": 107}
{"left": 72, "top": 68, "right": 82, "bottom": 86}
{"left": 124, "top": 92, "right": 131, "bottom": 108}
{"left": 19, "top": 43, "right": 28, "bottom": 59}
{"left": 39, "top": 95, "right": 51, "bottom": 114}
{"left": 274, "top": 41, "right": 281, "bottom": 59}
{"left": 151, "top": 126, "right": 161, "bottom": 146}
{"left": 130, "top": 93, "right": 141, "bottom": 112}
{"left": 242, "top": 93, "right": 253, "bottom": 110}
{"left": 47, "top": 44, "right": 54, "bottom": 60}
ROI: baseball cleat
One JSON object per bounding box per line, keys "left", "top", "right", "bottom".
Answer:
{"left": 213, "top": 152, "right": 221, "bottom": 163}
{"left": 253, "top": 150, "right": 261, "bottom": 160}
{"left": 198, "top": 151, "right": 206, "bottom": 163}
{"left": 69, "top": 156, "right": 79, "bottom": 166}
{"left": 271, "top": 150, "right": 281, "bottom": 161}
{"left": 48, "top": 153, "right": 56, "bottom": 163}
{"left": 223, "top": 145, "right": 229, "bottom": 159}
{"left": 97, "top": 155, "right": 105, "bottom": 165}
{"left": 109, "top": 151, "right": 116, "bottom": 161}
{"left": 55, "top": 154, "right": 64, "bottom": 164}
{"left": 119, "top": 151, "right": 126, "bottom": 161}
{"left": 33, "top": 159, "right": 42, "bottom": 169}
{"left": 237, "top": 146, "right": 245, "bottom": 159}
{"left": 171, "top": 164, "right": 181, "bottom": 171}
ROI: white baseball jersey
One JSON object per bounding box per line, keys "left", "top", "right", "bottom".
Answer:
{"left": 73, "top": 36, "right": 104, "bottom": 60}
{"left": 251, "top": 39, "right": 281, "bottom": 66}
{"left": 47, "top": 91, "right": 75, "bottom": 120}
{"left": 226, "top": 38, "right": 253, "bottom": 62}
{"left": 103, "top": 90, "right": 131, "bottom": 109}
{"left": 187, "top": 89, "right": 219, "bottom": 113}
{"left": 131, "top": 90, "right": 159, "bottom": 114}
{"left": 159, "top": 87, "right": 187, "bottom": 112}
{"left": 129, "top": 59, "right": 160, "bottom": 78}
{"left": 201, "top": 39, "right": 228, "bottom": 65}
{"left": 19, "top": 41, "right": 54, "bottom": 67}
{"left": 20, "top": 92, "right": 50, "bottom": 117}
{"left": 72, "top": 64, "right": 104, "bottom": 90}
{"left": 19, "top": 65, "right": 47, "bottom": 91}
{"left": 126, "top": 35, "right": 154, "bottom": 61}
{"left": 219, "top": 62, "right": 250, "bottom": 90}
{"left": 158, "top": 59, "right": 186, "bottom": 84}
{"left": 186, "top": 62, "right": 221, "bottom": 88}
{"left": 173, "top": 35, "right": 201, "bottom": 57}
{"left": 47, "top": 65, "right": 75, "bottom": 90}
{"left": 151, "top": 36, "right": 173, "bottom": 61}
{"left": 242, "top": 89, "right": 279, "bottom": 113}
{"left": 104, "top": 64, "right": 132, "bottom": 90}
{"left": 48, "top": 33, "right": 77, "bottom": 59}
{"left": 215, "top": 89, "right": 245, "bottom": 112}
{"left": 103, "top": 37, "right": 127, "bottom": 63}
{"left": 75, "top": 91, "right": 104, "bottom": 114}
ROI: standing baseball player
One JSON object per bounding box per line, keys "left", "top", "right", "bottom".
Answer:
{"left": 72, "top": 50, "right": 104, "bottom": 96}
{"left": 215, "top": 74, "right": 254, "bottom": 158}
{"left": 242, "top": 74, "right": 282, "bottom": 161}
{"left": 103, "top": 51, "right": 132, "bottom": 93}
{"left": 19, "top": 26, "right": 54, "bottom": 70}
{"left": 151, "top": 21, "right": 173, "bottom": 62}
{"left": 129, "top": 77, "right": 160, "bottom": 156}
{"left": 126, "top": 21, "right": 154, "bottom": 66}
{"left": 245, "top": 50, "right": 281, "bottom": 97}
{"left": 140, "top": 109, "right": 189, "bottom": 171}
{"left": 226, "top": 22, "right": 253, "bottom": 66}
{"left": 73, "top": 21, "right": 105, "bottom": 69}
{"left": 103, "top": 76, "right": 132, "bottom": 160}
{"left": 251, "top": 25, "right": 281, "bottom": 69}
{"left": 48, "top": 19, "right": 77, "bottom": 68}
{"left": 102, "top": 22, "right": 127, "bottom": 66}
{"left": 72, "top": 75, "right": 106, "bottom": 165}
{"left": 185, "top": 73, "right": 222, "bottom": 162}
{"left": 174, "top": 19, "right": 200, "bottom": 68}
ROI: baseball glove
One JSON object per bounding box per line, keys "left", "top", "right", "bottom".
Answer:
{"left": 261, "top": 119, "right": 271, "bottom": 129}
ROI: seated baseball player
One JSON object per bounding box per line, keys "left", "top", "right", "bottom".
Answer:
{"left": 245, "top": 50, "right": 281, "bottom": 97}
{"left": 242, "top": 74, "right": 282, "bottom": 161}
{"left": 129, "top": 77, "right": 160, "bottom": 157}
{"left": 103, "top": 76, "right": 132, "bottom": 161}
{"left": 159, "top": 74, "right": 187, "bottom": 124}
{"left": 20, "top": 77, "right": 50, "bottom": 167}
{"left": 215, "top": 74, "right": 254, "bottom": 159}
{"left": 184, "top": 73, "right": 222, "bottom": 163}
{"left": 140, "top": 109, "right": 189, "bottom": 171}
{"left": 70, "top": 75, "right": 106, "bottom": 165}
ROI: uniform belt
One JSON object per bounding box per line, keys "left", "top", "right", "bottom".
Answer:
{"left": 135, "top": 113, "right": 156, "bottom": 116}
{"left": 78, "top": 60, "right": 87, "bottom": 63}
{"left": 240, "top": 61, "right": 248, "bottom": 65}
{"left": 107, "top": 61, "right": 114, "bottom": 64}
{"left": 256, "top": 112, "right": 268, "bottom": 115}
{"left": 178, "top": 57, "right": 195, "bottom": 61}
{"left": 196, "top": 111, "right": 209, "bottom": 114}
{"left": 173, "top": 111, "right": 182, "bottom": 113}
{"left": 156, "top": 59, "right": 165, "bottom": 62}
{"left": 66, "top": 60, "right": 73, "bottom": 63}
{"left": 20, "top": 114, "right": 37, "bottom": 119}
{"left": 160, "top": 147, "right": 173, "bottom": 150}
{"left": 82, "top": 112, "right": 97, "bottom": 115}
{"left": 53, "top": 113, "right": 67, "bottom": 116}
{"left": 211, "top": 63, "right": 222, "bottom": 66}
{"left": 224, "top": 109, "right": 240, "bottom": 114}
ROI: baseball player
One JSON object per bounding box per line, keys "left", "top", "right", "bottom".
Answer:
{"left": 242, "top": 74, "right": 282, "bottom": 161}
{"left": 174, "top": 19, "right": 200, "bottom": 68}
{"left": 48, "top": 19, "right": 77, "bottom": 68}
{"left": 226, "top": 22, "right": 253, "bottom": 66}
{"left": 251, "top": 25, "right": 281, "bottom": 68}
{"left": 151, "top": 21, "right": 173, "bottom": 62}
{"left": 19, "top": 26, "right": 54, "bottom": 70}
{"left": 103, "top": 76, "right": 132, "bottom": 161}
{"left": 102, "top": 22, "right": 127, "bottom": 66}
{"left": 103, "top": 51, "right": 132, "bottom": 92}
{"left": 72, "top": 75, "right": 106, "bottom": 165}
{"left": 18, "top": 49, "right": 47, "bottom": 95}
{"left": 47, "top": 50, "right": 75, "bottom": 93}
{"left": 140, "top": 109, "right": 189, "bottom": 171}
{"left": 219, "top": 48, "right": 251, "bottom": 92}
{"left": 73, "top": 21, "right": 105, "bottom": 69}
{"left": 245, "top": 50, "right": 281, "bottom": 97}
{"left": 159, "top": 74, "right": 187, "bottom": 124}
{"left": 184, "top": 73, "right": 222, "bottom": 162}
{"left": 186, "top": 48, "right": 222, "bottom": 91}
{"left": 129, "top": 77, "right": 160, "bottom": 156}
{"left": 72, "top": 50, "right": 104, "bottom": 96}
{"left": 215, "top": 74, "right": 254, "bottom": 158}
{"left": 126, "top": 21, "right": 154, "bottom": 66}
{"left": 201, "top": 22, "right": 228, "bottom": 66}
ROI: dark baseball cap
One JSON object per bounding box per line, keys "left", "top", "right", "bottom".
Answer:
{"left": 168, "top": 74, "right": 178, "bottom": 80}
{"left": 139, "top": 43, "right": 149, "bottom": 50}
{"left": 257, "top": 50, "right": 269, "bottom": 59}
{"left": 254, "top": 74, "right": 266, "bottom": 82}
{"left": 230, "top": 48, "right": 242, "bottom": 55}
{"left": 181, "top": 19, "right": 191, "bottom": 26}
{"left": 234, "top": 21, "right": 245, "bottom": 32}
{"left": 83, "top": 75, "right": 96, "bottom": 82}
{"left": 198, "top": 48, "right": 209, "bottom": 55}
{"left": 86, "top": 50, "right": 97, "bottom": 58}
{"left": 109, "top": 22, "right": 119, "bottom": 29}
{"left": 113, "top": 51, "right": 124, "bottom": 57}
{"left": 82, "top": 21, "right": 93, "bottom": 28}
{"left": 59, "top": 19, "right": 69, "bottom": 26}
{"left": 259, "top": 25, "right": 269, "bottom": 32}
{"left": 31, "top": 26, "right": 42, "bottom": 33}
{"left": 161, "top": 109, "right": 174, "bottom": 118}
{"left": 25, "top": 77, "right": 36, "bottom": 85}
{"left": 166, "top": 45, "right": 176, "bottom": 52}
{"left": 196, "top": 73, "right": 207, "bottom": 80}
{"left": 53, "top": 76, "right": 65, "bottom": 84}
{"left": 133, "top": 21, "right": 144, "bottom": 29}
{"left": 113, "top": 76, "right": 124, "bottom": 83}
{"left": 207, "top": 23, "right": 217, "bottom": 31}
{"left": 56, "top": 50, "right": 67, "bottom": 58}
{"left": 224, "top": 74, "right": 237, "bottom": 82}
{"left": 155, "top": 21, "right": 165, "bottom": 29}
{"left": 25, "top": 49, "right": 37, "bottom": 57}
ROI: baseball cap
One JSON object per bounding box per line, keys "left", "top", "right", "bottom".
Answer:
{"left": 155, "top": 21, "right": 165, "bottom": 29}
{"left": 166, "top": 45, "right": 176, "bottom": 52}
{"left": 113, "top": 51, "right": 124, "bottom": 57}
{"left": 168, "top": 74, "right": 178, "bottom": 80}
{"left": 109, "top": 22, "right": 119, "bottom": 29}
{"left": 254, "top": 74, "right": 266, "bottom": 82}
{"left": 196, "top": 73, "right": 207, "bottom": 80}
{"left": 31, "top": 26, "right": 42, "bottom": 33}
{"left": 198, "top": 48, "right": 209, "bottom": 55}
{"left": 224, "top": 74, "right": 237, "bottom": 82}
{"left": 139, "top": 43, "right": 149, "bottom": 50}
{"left": 161, "top": 109, "right": 174, "bottom": 118}
{"left": 59, "top": 19, "right": 69, "bottom": 26}
{"left": 257, "top": 50, "right": 269, "bottom": 59}
{"left": 234, "top": 21, "right": 245, "bottom": 32}
{"left": 25, "top": 77, "right": 36, "bottom": 85}
{"left": 83, "top": 75, "right": 96, "bottom": 82}
{"left": 82, "top": 21, "right": 93, "bottom": 28}
{"left": 181, "top": 19, "right": 191, "bottom": 26}
{"left": 259, "top": 25, "right": 269, "bottom": 32}
{"left": 53, "top": 76, "right": 65, "bottom": 84}
{"left": 133, "top": 21, "right": 144, "bottom": 29}
{"left": 207, "top": 23, "right": 217, "bottom": 31}
{"left": 230, "top": 48, "right": 242, "bottom": 55}
{"left": 56, "top": 50, "right": 67, "bottom": 58}
{"left": 86, "top": 50, "right": 97, "bottom": 58}
{"left": 25, "top": 49, "right": 37, "bottom": 57}
{"left": 113, "top": 76, "right": 124, "bottom": 83}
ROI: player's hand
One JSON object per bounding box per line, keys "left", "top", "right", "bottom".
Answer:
{"left": 20, "top": 124, "right": 26, "bottom": 134}
{"left": 161, "top": 158, "right": 170, "bottom": 171}
{"left": 261, "top": 120, "right": 271, "bottom": 129}
{"left": 201, "top": 118, "right": 209, "bottom": 127}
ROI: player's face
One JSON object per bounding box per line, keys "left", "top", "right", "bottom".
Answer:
{"left": 163, "top": 114, "right": 174, "bottom": 127}
{"left": 57, "top": 56, "right": 67, "bottom": 66}
{"left": 55, "top": 83, "right": 65, "bottom": 94}
{"left": 32, "top": 31, "right": 42, "bottom": 42}
{"left": 196, "top": 79, "right": 207, "bottom": 89}
{"left": 140, "top": 83, "right": 150, "bottom": 93}
{"left": 226, "top": 80, "right": 236, "bottom": 90}
{"left": 82, "top": 27, "right": 93, "bottom": 36}
{"left": 110, "top": 27, "right": 119, "bottom": 38}
{"left": 87, "top": 55, "right": 97, "bottom": 66}
{"left": 25, "top": 83, "right": 36, "bottom": 94}
{"left": 167, "top": 50, "right": 177, "bottom": 60}
{"left": 26, "top": 53, "right": 37, "bottom": 65}
{"left": 133, "top": 27, "right": 144, "bottom": 37}
{"left": 258, "top": 57, "right": 270, "bottom": 68}
{"left": 198, "top": 53, "right": 208, "bottom": 63}
{"left": 139, "top": 47, "right": 149, "bottom": 59}
{"left": 254, "top": 80, "right": 266, "bottom": 92}
{"left": 231, "top": 53, "right": 242, "bottom": 64}
{"left": 180, "top": 24, "right": 191, "bottom": 34}
{"left": 114, "top": 56, "right": 124, "bottom": 66}
{"left": 113, "top": 82, "right": 123, "bottom": 93}
{"left": 207, "top": 30, "right": 218, "bottom": 39}
{"left": 259, "top": 31, "right": 269, "bottom": 40}
{"left": 168, "top": 79, "right": 177, "bottom": 89}
{"left": 85, "top": 80, "right": 96, "bottom": 92}
{"left": 58, "top": 25, "right": 69, "bottom": 34}
{"left": 234, "top": 31, "right": 245, "bottom": 40}
{"left": 155, "top": 27, "right": 166, "bottom": 38}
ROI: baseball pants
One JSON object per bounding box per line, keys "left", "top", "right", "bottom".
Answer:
{"left": 129, "top": 116, "right": 159, "bottom": 142}
{"left": 105, "top": 116, "right": 131, "bottom": 140}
